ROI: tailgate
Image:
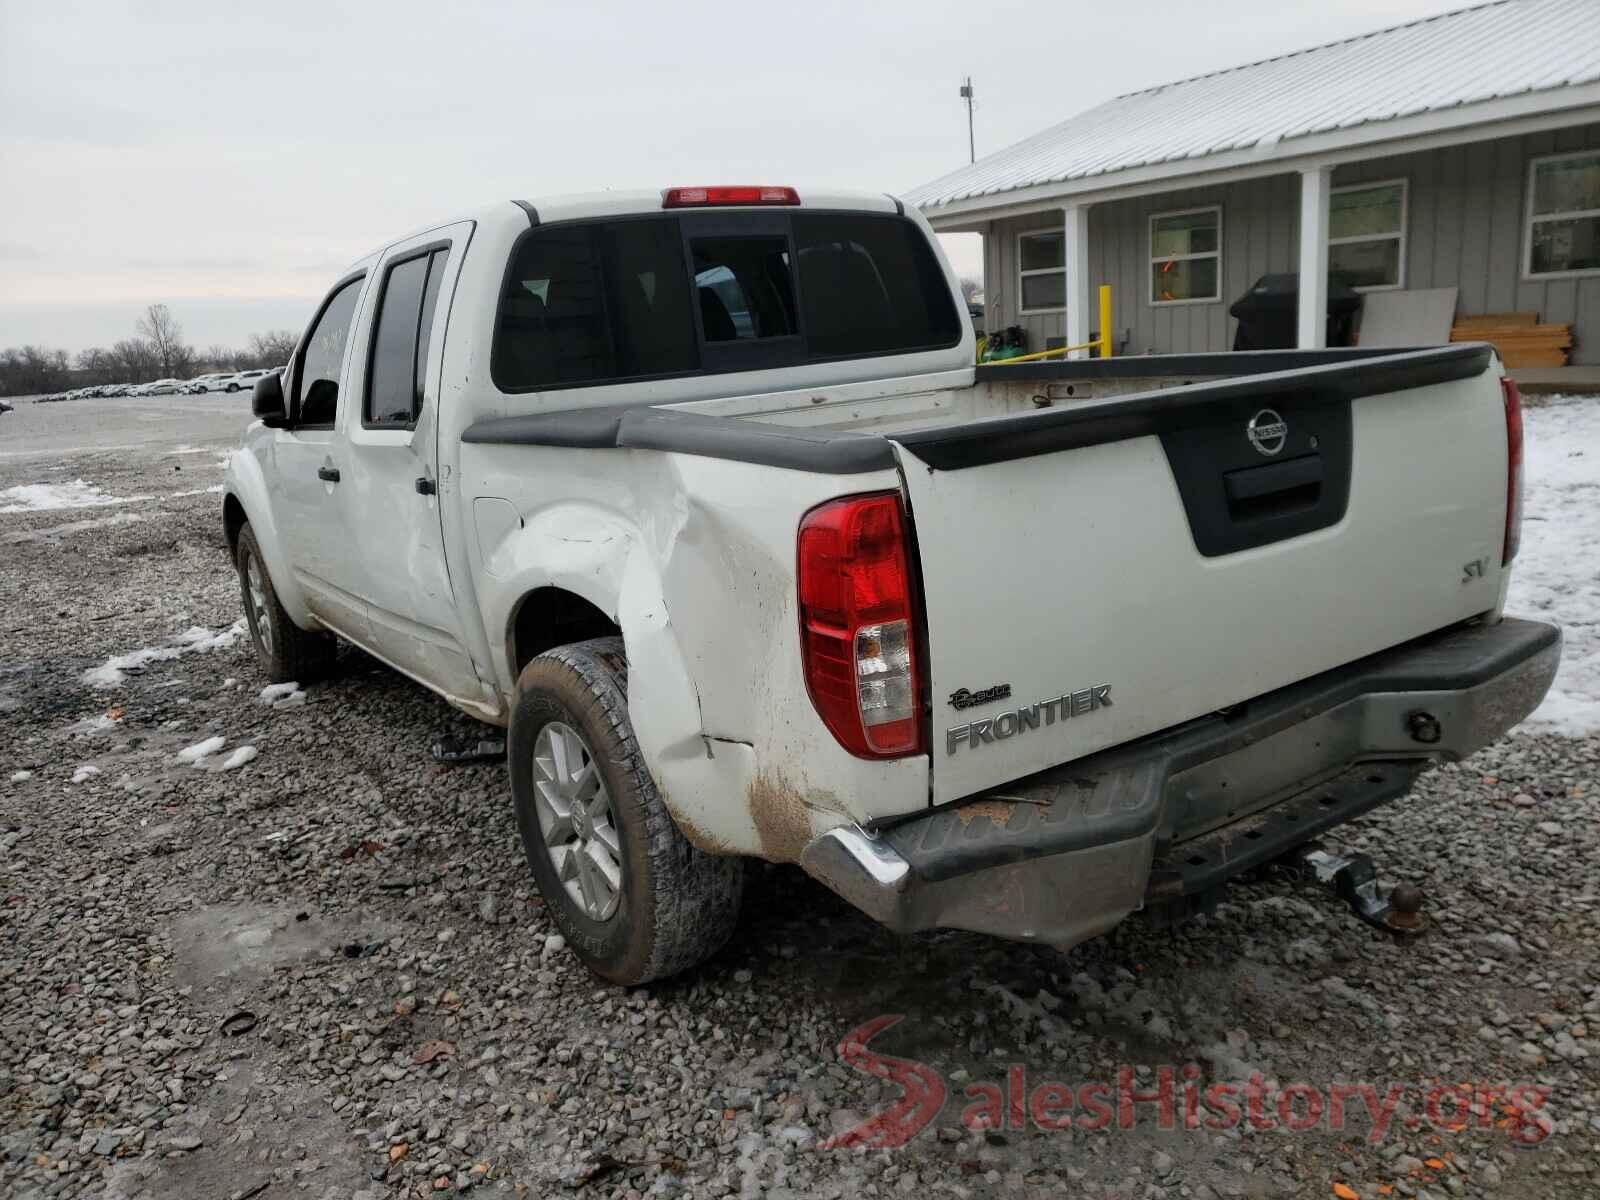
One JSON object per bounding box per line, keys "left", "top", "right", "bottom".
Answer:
{"left": 892, "top": 348, "right": 1510, "bottom": 806}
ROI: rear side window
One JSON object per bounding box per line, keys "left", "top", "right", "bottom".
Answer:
{"left": 366, "top": 247, "right": 450, "bottom": 427}
{"left": 494, "top": 219, "right": 697, "bottom": 390}
{"left": 792, "top": 213, "right": 961, "bottom": 357}
{"left": 492, "top": 211, "right": 961, "bottom": 393}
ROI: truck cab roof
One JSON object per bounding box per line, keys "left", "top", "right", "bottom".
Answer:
{"left": 360, "top": 188, "right": 907, "bottom": 269}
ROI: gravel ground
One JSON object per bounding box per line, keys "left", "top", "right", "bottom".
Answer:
{"left": 1, "top": 396, "right": 1597, "bottom": 1200}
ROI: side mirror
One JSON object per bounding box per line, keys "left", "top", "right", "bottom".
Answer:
{"left": 253, "top": 372, "right": 287, "bottom": 425}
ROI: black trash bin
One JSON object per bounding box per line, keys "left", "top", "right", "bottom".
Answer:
{"left": 1229, "top": 273, "right": 1363, "bottom": 350}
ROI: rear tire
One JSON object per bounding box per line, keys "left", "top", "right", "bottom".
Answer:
{"left": 508, "top": 637, "right": 743, "bottom": 985}
{"left": 235, "top": 523, "right": 337, "bottom": 684}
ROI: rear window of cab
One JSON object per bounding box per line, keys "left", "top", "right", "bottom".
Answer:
{"left": 490, "top": 211, "right": 961, "bottom": 393}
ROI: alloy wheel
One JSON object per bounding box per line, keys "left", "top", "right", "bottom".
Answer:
{"left": 532, "top": 721, "right": 622, "bottom": 920}
{"left": 244, "top": 552, "right": 273, "bottom": 657}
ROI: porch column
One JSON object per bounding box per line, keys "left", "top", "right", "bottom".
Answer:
{"left": 1297, "top": 165, "right": 1332, "bottom": 349}
{"left": 983, "top": 220, "right": 995, "bottom": 326}
{"left": 1063, "top": 204, "right": 1091, "bottom": 359}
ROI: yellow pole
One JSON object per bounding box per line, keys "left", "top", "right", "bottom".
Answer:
{"left": 1098, "top": 284, "right": 1113, "bottom": 359}
{"left": 992, "top": 340, "right": 1098, "bottom": 365}
{"left": 981, "top": 283, "right": 1112, "bottom": 365}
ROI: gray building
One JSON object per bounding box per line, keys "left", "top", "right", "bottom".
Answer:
{"left": 905, "top": 0, "right": 1600, "bottom": 363}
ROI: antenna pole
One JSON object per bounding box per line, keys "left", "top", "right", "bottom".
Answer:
{"left": 959, "top": 77, "right": 975, "bottom": 163}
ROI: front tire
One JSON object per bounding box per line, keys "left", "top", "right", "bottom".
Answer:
{"left": 508, "top": 638, "right": 743, "bottom": 985}
{"left": 235, "top": 523, "right": 337, "bottom": 683}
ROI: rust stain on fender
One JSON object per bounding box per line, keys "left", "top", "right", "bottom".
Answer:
{"left": 747, "top": 770, "right": 843, "bottom": 864}
{"left": 955, "top": 799, "right": 1018, "bottom": 828}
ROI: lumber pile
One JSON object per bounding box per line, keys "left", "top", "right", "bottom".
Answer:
{"left": 1449, "top": 312, "right": 1573, "bottom": 368}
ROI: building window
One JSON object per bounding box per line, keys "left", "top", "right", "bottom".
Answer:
{"left": 1329, "top": 180, "right": 1406, "bottom": 290}
{"left": 1525, "top": 151, "right": 1600, "bottom": 278}
{"left": 1150, "top": 207, "right": 1220, "bottom": 304}
{"left": 1017, "top": 230, "right": 1065, "bottom": 313}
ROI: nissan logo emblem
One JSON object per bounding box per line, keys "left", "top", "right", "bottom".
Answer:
{"left": 1247, "top": 408, "right": 1288, "bottom": 456}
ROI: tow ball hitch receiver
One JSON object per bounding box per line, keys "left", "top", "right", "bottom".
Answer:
{"left": 1282, "top": 844, "right": 1426, "bottom": 935}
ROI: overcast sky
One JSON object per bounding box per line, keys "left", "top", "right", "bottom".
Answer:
{"left": 1, "top": 0, "right": 1470, "bottom": 355}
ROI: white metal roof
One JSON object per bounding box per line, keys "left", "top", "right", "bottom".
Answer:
{"left": 905, "top": 0, "right": 1600, "bottom": 215}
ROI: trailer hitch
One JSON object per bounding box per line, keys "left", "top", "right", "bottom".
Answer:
{"left": 1280, "top": 843, "right": 1426, "bottom": 935}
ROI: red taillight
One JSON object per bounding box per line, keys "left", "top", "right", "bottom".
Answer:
{"left": 797, "top": 492, "right": 924, "bottom": 758}
{"left": 662, "top": 185, "right": 800, "bottom": 208}
{"left": 1501, "top": 376, "right": 1524, "bottom": 565}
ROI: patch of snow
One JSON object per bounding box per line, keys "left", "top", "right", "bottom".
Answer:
{"left": 1509, "top": 398, "right": 1600, "bottom": 735}
{"left": 219, "top": 746, "right": 258, "bottom": 771}
{"left": 0, "top": 479, "right": 155, "bottom": 514}
{"left": 71, "top": 764, "right": 100, "bottom": 784}
{"left": 167, "top": 485, "right": 224, "bottom": 498}
{"left": 177, "top": 735, "right": 226, "bottom": 764}
{"left": 83, "top": 619, "right": 247, "bottom": 688}
{"left": 259, "top": 681, "right": 306, "bottom": 708}
{"left": 65, "top": 713, "right": 122, "bottom": 735}
{"left": 9, "top": 770, "right": 32, "bottom": 782}
{"left": 169, "top": 445, "right": 208, "bottom": 455}
{"left": 2, "top": 512, "right": 148, "bottom": 545}
{"left": 83, "top": 645, "right": 181, "bottom": 688}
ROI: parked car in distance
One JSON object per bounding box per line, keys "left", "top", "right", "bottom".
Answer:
{"left": 224, "top": 368, "right": 270, "bottom": 393}
{"left": 127, "top": 378, "right": 181, "bottom": 396}
{"left": 224, "top": 187, "right": 1558, "bottom": 986}
{"left": 183, "top": 373, "right": 224, "bottom": 394}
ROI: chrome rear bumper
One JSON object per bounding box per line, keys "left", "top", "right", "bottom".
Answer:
{"left": 800, "top": 618, "right": 1561, "bottom": 948}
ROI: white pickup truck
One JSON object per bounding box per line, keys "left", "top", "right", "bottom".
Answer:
{"left": 223, "top": 186, "right": 1559, "bottom": 984}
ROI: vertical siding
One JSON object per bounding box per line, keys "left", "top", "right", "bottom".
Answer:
{"left": 1335, "top": 120, "right": 1600, "bottom": 364}
{"left": 983, "top": 120, "right": 1600, "bottom": 362}
{"left": 985, "top": 214, "right": 1071, "bottom": 350}
{"left": 991, "top": 176, "right": 1301, "bottom": 355}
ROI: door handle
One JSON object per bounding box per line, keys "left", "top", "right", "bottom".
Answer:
{"left": 317, "top": 465, "right": 341, "bottom": 483}
{"left": 414, "top": 477, "right": 436, "bottom": 496}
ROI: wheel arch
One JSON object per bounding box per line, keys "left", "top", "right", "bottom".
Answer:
{"left": 507, "top": 586, "right": 621, "bottom": 677}
{"left": 485, "top": 521, "right": 765, "bottom": 857}
{"left": 221, "top": 452, "right": 312, "bottom": 626}
{"left": 222, "top": 492, "right": 248, "bottom": 557}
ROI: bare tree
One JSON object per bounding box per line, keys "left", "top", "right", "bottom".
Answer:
{"left": 112, "top": 338, "right": 159, "bottom": 383}
{"left": 0, "top": 345, "right": 72, "bottom": 397}
{"left": 203, "top": 344, "right": 237, "bottom": 371}
{"left": 76, "top": 346, "right": 115, "bottom": 383}
{"left": 247, "top": 330, "right": 298, "bottom": 369}
{"left": 136, "top": 304, "right": 189, "bottom": 376}
{"left": 958, "top": 277, "right": 983, "bottom": 303}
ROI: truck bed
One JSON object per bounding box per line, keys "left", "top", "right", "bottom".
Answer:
{"left": 465, "top": 345, "right": 1491, "bottom": 471}
{"left": 462, "top": 342, "right": 1511, "bottom": 805}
